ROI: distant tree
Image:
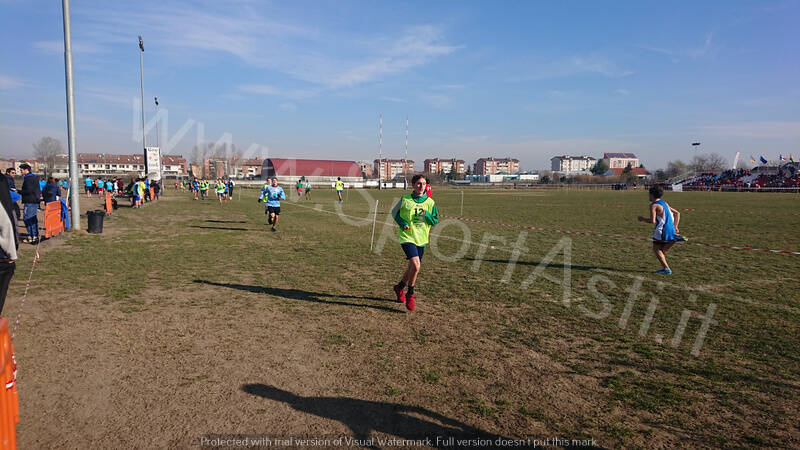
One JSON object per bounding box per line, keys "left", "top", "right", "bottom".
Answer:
{"left": 540, "top": 175, "right": 550, "bottom": 184}
{"left": 654, "top": 169, "right": 668, "bottom": 182}
{"left": 591, "top": 159, "right": 609, "bottom": 175}
{"left": 689, "top": 153, "right": 727, "bottom": 174}
{"left": 666, "top": 160, "right": 689, "bottom": 179}
{"left": 465, "top": 165, "right": 472, "bottom": 176}
{"left": 33, "top": 136, "right": 64, "bottom": 178}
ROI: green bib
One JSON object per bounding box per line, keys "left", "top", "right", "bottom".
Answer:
{"left": 396, "top": 194, "right": 436, "bottom": 246}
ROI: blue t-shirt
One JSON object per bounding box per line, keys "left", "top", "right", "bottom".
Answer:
{"left": 85, "top": 178, "right": 93, "bottom": 187}
{"left": 106, "top": 181, "right": 113, "bottom": 190}
{"left": 260, "top": 185, "right": 285, "bottom": 207}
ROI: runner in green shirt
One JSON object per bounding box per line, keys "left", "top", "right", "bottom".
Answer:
{"left": 390, "top": 174, "right": 439, "bottom": 311}
{"left": 335, "top": 177, "right": 344, "bottom": 203}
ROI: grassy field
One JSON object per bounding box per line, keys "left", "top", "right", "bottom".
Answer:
{"left": 6, "top": 186, "right": 799, "bottom": 448}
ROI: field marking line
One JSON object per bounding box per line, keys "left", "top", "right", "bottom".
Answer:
{"left": 12, "top": 240, "right": 42, "bottom": 339}
{"left": 595, "top": 269, "right": 800, "bottom": 316}
{"left": 283, "top": 201, "right": 800, "bottom": 315}
{"left": 441, "top": 214, "right": 800, "bottom": 256}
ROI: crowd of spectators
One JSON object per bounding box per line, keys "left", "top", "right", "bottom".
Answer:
{"left": 681, "top": 164, "right": 799, "bottom": 190}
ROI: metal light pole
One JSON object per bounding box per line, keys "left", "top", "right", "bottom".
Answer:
{"left": 62, "top": 0, "right": 81, "bottom": 229}
{"left": 154, "top": 96, "right": 159, "bottom": 148}
{"left": 138, "top": 36, "right": 147, "bottom": 175}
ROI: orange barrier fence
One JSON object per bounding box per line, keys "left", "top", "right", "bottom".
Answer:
{"left": 105, "top": 192, "right": 112, "bottom": 216}
{"left": 0, "top": 318, "right": 19, "bottom": 449}
{"left": 43, "top": 202, "right": 64, "bottom": 239}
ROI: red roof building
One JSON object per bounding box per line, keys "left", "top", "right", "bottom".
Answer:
{"left": 262, "top": 158, "right": 364, "bottom": 179}
{"left": 607, "top": 167, "right": 650, "bottom": 177}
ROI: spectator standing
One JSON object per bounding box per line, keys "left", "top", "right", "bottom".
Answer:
{"left": 0, "top": 174, "right": 18, "bottom": 315}
{"left": 5, "top": 168, "right": 19, "bottom": 223}
{"left": 5, "top": 168, "right": 16, "bottom": 192}
{"left": 42, "top": 177, "right": 61, "bottom": 203}
{"left": 19, "top": 163, "right": 41, "bottom": 244}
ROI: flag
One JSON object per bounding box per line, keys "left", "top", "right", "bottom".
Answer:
{"left": 760, "top": 156, "right": 768, "bottom": 164}
{"left": 791, "top": 155, "right": 796, "bottom": 163}
{"left": 750, "top": 155, "right": 756, "bottom": 163}
{"left": 780, "top": 155, "right": 787, "bottom": 161}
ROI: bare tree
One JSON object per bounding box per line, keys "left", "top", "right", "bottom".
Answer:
{"left": 33, "top": 136, "right": 64, "bottom": 178}
{"left": 689, "top": 153, "right": 728, "bottom": 173}
{"left": 666, "top": 159, "right": 689, "bottom": 179}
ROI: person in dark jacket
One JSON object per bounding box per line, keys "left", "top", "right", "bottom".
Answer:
{"left": 0, "top": 174, "right": 18, "bottom": 314}
{"left": 4, "top": 168, "right": 16, "bottom": 192}
{"left": 19, "top": 163, "right": 41, "bottom": 244}
{"left": 5, "top": 168, "right": 20, "bottom": 224}
{"left": 42, "top": 177, "right": 61, "bottom": 203}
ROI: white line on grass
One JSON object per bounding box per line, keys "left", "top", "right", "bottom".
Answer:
{"left": 283, "top": 201, "right": 800, "bottom": 316}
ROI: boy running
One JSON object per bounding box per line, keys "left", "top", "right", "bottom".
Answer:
{"left": 215, "top": 179, "right": 227, "bottom": 203}
{"left": 335, "top": 177, "right": 344, "bottom": 203}
{"left": 259, "top": 178, "right": 286, "bottom": 232}
{"left": 391, "top": 174, "right": 439, "bottom": 311}
{"left": 200, "top": 180, "right": 209, "bottom": 200}
{"left": 304, "top": 180, "right": 312, "bottom": 200}
{"left": 638, "top": 185, "right": 686, "bottom": 274}
{"left": 296, "top": 179, "right": 303, "bottom": 198}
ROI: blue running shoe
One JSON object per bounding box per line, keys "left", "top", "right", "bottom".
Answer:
{"left": 656, "top": 269, "right": 672, "bottom": 275}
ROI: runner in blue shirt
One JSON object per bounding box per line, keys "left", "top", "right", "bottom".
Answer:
{"left": 258, "top": 177, "right": 286, "bottom": 232}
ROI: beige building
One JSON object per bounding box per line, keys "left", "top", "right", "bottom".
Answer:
{"left": 602, "top": 152, "right": 640, "bottom": 169}
{"left": 474, "top": 157, "right": 520, "bottom": 175}
{"left": 43, "top": 153, "right": 187, "bottom": 178}
{"left": 373, "top": 159, "right": 414, "bottom": 180}
{"left": 550, "top": 155, "right": 597, "bottom": 172}
{"left": 424, "top": 158, "right": 466, "bottom": 175}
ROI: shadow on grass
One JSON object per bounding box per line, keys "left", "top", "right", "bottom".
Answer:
{"left": 189, "top": 225, "right": 251, "bottom": 231}
{"left": 194, "top": 280, "right": 402, "bottom": 314}
{"left": 205, "top": 219, "right": 247, "bottom": 224}
{"left": 241, "top": 384, "right": 512, "bottom": 447}
{"left": 463, "top": 257, "right": 615, "bottom": 272}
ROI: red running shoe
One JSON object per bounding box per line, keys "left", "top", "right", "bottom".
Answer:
{"left": 406, "top": 294, "right": 415, "bottom": 311}
{"left": 393, "top": 284, "right": 406, "bottom": 303}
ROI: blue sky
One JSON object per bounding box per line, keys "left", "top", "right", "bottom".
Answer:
{"left": 1, "top": 0, "right": 798, "bottom": 170}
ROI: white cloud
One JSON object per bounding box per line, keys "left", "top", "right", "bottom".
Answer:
{"left": 239, "top": 84, "right": 318, "bottom": 100}
{"left": 419, "top": 92, "right": 452, "bottom": 108}
{"left": 507, "top": 55, "right": 633, "bottom": 82}
{"left": 324, "top": 25, "right": 458, "bottom": 88}
{"left": 279, "top": 102, "right": 297, "bottom": 112}
{"left": 32, "top": 40, "right": 105, "bottom": 54}
{"left": 0, "top": 75, "right": 23, "bottom": 89}
{"left": 639, "top": 32, "right": 715, "bottom": 61}
{"left": 77, "top": 5, "right": 457, "bottom": 95}
{"left": 379, "top": 96, "right": 408, "bottom": 103}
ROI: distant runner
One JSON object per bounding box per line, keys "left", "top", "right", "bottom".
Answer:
{"left": 335, "top": 177, "right": 344, "bottom": 203}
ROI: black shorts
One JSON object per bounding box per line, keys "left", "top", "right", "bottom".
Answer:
{"left": 401, "top": 242, "right": 425, "bottom": 260}
{"left": 267, "top": 206, "right": 281, "bottom": 215}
